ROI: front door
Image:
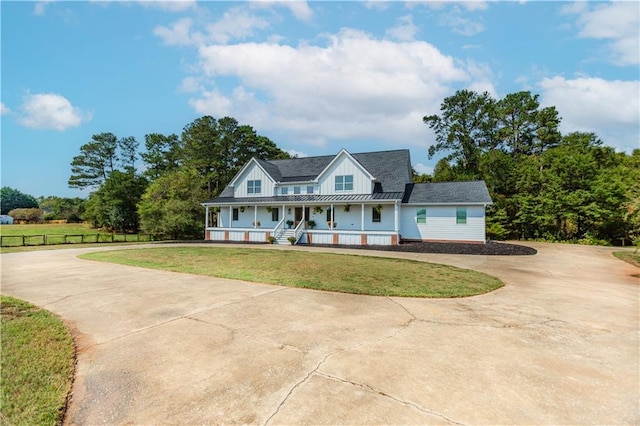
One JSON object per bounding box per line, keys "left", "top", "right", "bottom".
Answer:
{"left": 294, "top": 207, "right": 310, "bottom": 226}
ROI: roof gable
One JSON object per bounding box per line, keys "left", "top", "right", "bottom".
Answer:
{"left": 316, "top": 149, "right": 376, "bottom": 183}
{"left": 228, "top": 158, "right": 277, "bottom": 187}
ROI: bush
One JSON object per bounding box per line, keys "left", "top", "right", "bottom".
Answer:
{"left": 8, "top": 208, "right": 44, "bottom": 223}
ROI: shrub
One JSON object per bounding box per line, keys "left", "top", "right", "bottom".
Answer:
{"left": 8, "top": 208, "right": 44, "bottom": 223}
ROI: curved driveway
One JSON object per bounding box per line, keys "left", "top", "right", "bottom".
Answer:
{"left": 1, "top": 242, "right": 638, "bottom": 425}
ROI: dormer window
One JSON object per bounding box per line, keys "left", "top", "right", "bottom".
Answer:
{"left": 247, "top": 180, "right": 261, "bottom": 194}
{"left": 335, "top": 175, "right": 353, "bottom": 191}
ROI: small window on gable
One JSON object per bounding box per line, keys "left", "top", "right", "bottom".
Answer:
{"left": 271, "top": 208, "right": 279, "bottom": 222}
{"left": 247, "top": 180, "right": 261, "bottom": 194}
{"left": 281, "top": 187, "right": 288, "bottom": 195}
{"left": 307, "top": 185, "right": 314, "bottom": 194}
{"left": 416, "top": 209, "right": 426, "bottom": 224}
{"left": 232, "top": 208, "right": 239, "bottom": 221}
{"left": 294, "top": 186, "right": 301, "bottom": 194}
{"left": 456, "top": 207, "right": 467, "bottom": 224}
{"left": 335, "top": 175, "right": 353, "bottom": 191}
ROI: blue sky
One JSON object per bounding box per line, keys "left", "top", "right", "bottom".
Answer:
{"left": 2, "top": 1, "right": 638, "bottom": 199}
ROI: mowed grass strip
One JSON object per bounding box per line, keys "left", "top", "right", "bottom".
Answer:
{"left": 613, "top": 251, "right": 640, "bottom": 268}
{"left": 0, "top": 223, "right": 94, "bottom": 236}
{"left": 80, "top": 247, "right": 503, "bottom": 297}
{"left": 1, "top": 296, "right": 75, "bottom": 425}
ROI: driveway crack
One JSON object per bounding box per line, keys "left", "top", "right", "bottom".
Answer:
{"left": 316, "top": 371, "right": 466, "bottom": 425}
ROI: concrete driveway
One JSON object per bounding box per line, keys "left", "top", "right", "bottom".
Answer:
{"left": 1, "top": 242, "right": 638, "bottom": 425}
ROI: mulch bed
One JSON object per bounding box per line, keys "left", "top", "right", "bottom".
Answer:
{"left": 310, "top": 240, "right": 537, "bottom": 256}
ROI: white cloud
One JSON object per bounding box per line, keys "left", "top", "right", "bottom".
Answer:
{"left": 386, "top": 15, "right": 419, "bottom": 42}
{"left": 287, "top": 149, "right": 309, "bottom": 158}
{"left": 18, "top": 93, "right": 91, "bottom": 131}
{"left": 184, "top": 28, "right": 489, "bottom": 148}
{"left": 565, "top": 1, "right": 639, "bottom": 66}
{"left": 138, "top": 0, "right": 196, "bottom": 13}
{"left": 34, "top": 1, "right": 54, "bottom": 16}
{"left": 251, "top": 1, "right": 314, "bottom": 21}
{"left": 154, "top": 17, "right": 197, "bottom": 46}
{"left": 206, "top": 9, "right": 270, "bottom": 44}
{"left": 539, "top": 76, "right": 639, "bottom": 152}
{"left": 0, "top": 103, "right": 10, "bottom": 115}
{"left": 154, "top": 8, "right": 270, "bottom": 46}
{"left": 363, "top": 1, "right": 389, "bottom": 11}
{"left": 413, "top": 163, "right": 434, "bottom": 175}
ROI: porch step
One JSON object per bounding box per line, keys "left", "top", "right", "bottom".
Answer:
{"left": 275, "top": 229, "right": 297, "bottom": 245}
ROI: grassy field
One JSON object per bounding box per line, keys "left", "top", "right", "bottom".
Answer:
{"left": 81, "top": 247, "right": 504, "bottom": 298}
{"left": 0, "top": 223, "right": 153, "bottom": 248}
{"left": 0, "top": 296, "right": 75, "bottom": 425}
{"left": 613, "top": 250, "right": 640, "bottom": 268}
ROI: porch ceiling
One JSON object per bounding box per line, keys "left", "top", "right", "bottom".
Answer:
{"left": 204, "top": 192, "right": 404, "bottom": 205}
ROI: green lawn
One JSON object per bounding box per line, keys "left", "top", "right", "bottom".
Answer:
{"left": 81, "top": 247, "right": 504, "bottom": 298}
{"left": 0, "top": 223, "right": 94, "bottom": 236}
{"left": 1, "top": 296, "right": 75, "bottom": 425}
{"left": 613, "top": 250, "right": 640, "bottom": 268}
{"left": 0, "top": 223, "right": 153, "bottom": 248}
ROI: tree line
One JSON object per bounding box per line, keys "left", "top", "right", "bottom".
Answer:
{"left": 67, "top": 116, "right": 290, "bottom": 238}
{"left": 2, "top": 91, "right": 637, "bottom": 246}
{"left": 420, "top": 90, "right": 639, "bottom": 245}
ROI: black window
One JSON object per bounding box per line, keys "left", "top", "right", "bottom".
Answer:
{"left": 232, "top": 208, "right": 239, "bottom": 221}
{"left": 326, "top": 207, "right": 333, "bottom": 222}
{"left": 271, "top": 208, "right": 279, "bottom": 222}
{"left": 372, "top": 207, "right": 381, "bottom": 223}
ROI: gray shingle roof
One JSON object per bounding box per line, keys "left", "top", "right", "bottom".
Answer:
{"left": 403, "top": 181, "right": 493, "bottom": 204}
{"left": 206, "top": 150, "right": 492, "bottom": 205}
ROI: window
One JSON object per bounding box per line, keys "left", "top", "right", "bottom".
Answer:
{"left": 307, "top": 185, "right": 314, "bottom": 194}
{"left": 294, "top": 186, "right": 301, "bottom": 194}
{"left": 247, "top": 180, "right": 261, "bottom": 194}
{"left": 416, "top": 209, "right": 426, "bottom": 224}
{"left": 281, "top": 187, "right": 288, "bottom": 195}
{"left": 335, "top": 175, "right": 354, "bottom": 191}
{"left": 232, "top": 208, "right": 239, "bottom": 221}
{"left": 372, "top": 207, "right": 381, "bottom": 223}
{"left": 271, "top": 208, "right": 279, "bottom": 222}
{"left": 456, "top": 207, "right": 467, "bottom": 224}
{"left": 326, "top": 207, "right": 333, "bottom": 222}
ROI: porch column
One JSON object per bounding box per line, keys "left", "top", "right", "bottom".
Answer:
{"left": 394, "top": 201, "right": 399, "bottom": 232}
{"left": 205, "top": 206, "right": 209, "bottom": 228}
{"left": 361, "top": 203, "right": 365, "bottom": 231}
{"left": 330, "top": 204, "right": 334, "bottom": 230}
{"left": 217, "top": 208, "right": 221, "bottom": 227}
{"left": 229, "top": 206, "right": 233, "bottom": 228}
{"left": 254, "top": 205, "right": 258, "bottom": 228}
{"left": 302, "top": 204, "right": 305, "bottom": 221}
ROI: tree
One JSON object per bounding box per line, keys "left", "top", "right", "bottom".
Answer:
{"left": 68, "top": 133, "right": 139, "bottom": 189}
{"left": 38, "top": 196, "right": 85, "bottom": 222}
{"left": 8, "top": 208, "right": 44, "bottom": 223}
{"left": 495, "top": 91, "right": 561, "bottom": 157}
{"left": 83, "top": 171, "right": 148, "bottom": 232}
{"left": 424, "top": 90, "right": 497, "bottom": 178}
{"left": 138, "top": 168, "right": 207, "bottom": 239}
{"left": 1, "top": 187, "right": 39, "bottom": 215}
{"left": 181, "top": 116, "right": 290, "bottom": 199}
{"left": 141, "top": 133, "right": 182, "bottom": 180}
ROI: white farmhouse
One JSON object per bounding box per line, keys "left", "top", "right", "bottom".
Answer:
{"left": 202, "top": 149, "right": 492, "bottom": 245}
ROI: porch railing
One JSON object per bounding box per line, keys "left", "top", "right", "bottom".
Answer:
{"left": 293, "top": 219, "right": 306, "bottom": 243}
{"left": 273, "top": 218, "right": 286, "bottom": 239}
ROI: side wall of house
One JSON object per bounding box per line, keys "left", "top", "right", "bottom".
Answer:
{"left": 400, "top": 205, "right": 486, "bottom": 242}
{"left": 233, "top": 164, "right": 275, "bottom": 198}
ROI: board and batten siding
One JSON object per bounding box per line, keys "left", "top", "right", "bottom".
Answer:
{"left": 233, "top": 164, "right": 275, "bottom": 198}
{"left": 317, "top": 154, "right": 372, "bottom": 195}
{"left": 400, "top": 205, "right": 486, "bottom": 242}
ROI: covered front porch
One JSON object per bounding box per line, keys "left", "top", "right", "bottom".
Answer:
{"left": 204, "top": 201, "right": 401, "bottom": 245}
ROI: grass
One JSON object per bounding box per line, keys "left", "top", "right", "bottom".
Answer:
{"left": 0, "top": 223, "right": 153, "bottom": 248}
{"left": 0, "top": 296, "right": 75, "bottom": 425}
{"left": 81, "top": 247, "right": 504, "bottom": 298}
{"left": 613, "top": 250, "right": 640, "bottom": 268}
